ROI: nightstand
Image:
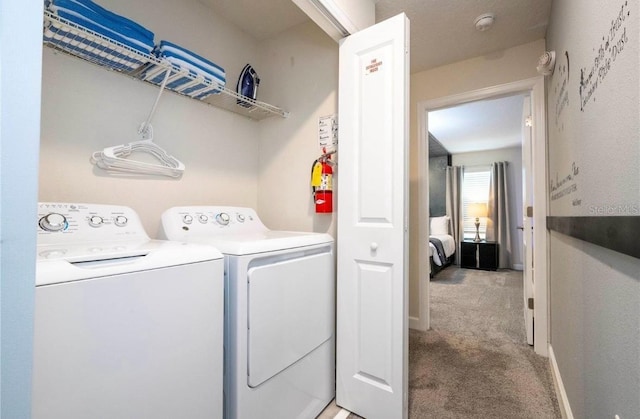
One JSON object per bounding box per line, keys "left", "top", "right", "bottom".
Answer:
{"left": 460, "top": 240, "right": 499, "bottom": 270}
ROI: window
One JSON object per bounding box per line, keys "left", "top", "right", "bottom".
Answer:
{"left": 462, "top": 167, "right": 491, "bottom": 240}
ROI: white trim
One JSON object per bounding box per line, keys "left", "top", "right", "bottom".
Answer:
{"left": 417, "top": 77, "right": 550, "bottom": 356}
{"left": 530, "top": 77, "right": 549, "bottom": 356}
{"left": 415, "top": 102, "right": 430, "bottom": 332}
{"left": 513, "top": 263, "right": 524, "bottom": 271}
{"left": 408, "top": 315, "right": 425, "bottom": 330}
{"left": 549, "top": 345, "right": 574, "bottom": 419}
{"left": 333, "top": 408, "right": 352, "bottom": 419}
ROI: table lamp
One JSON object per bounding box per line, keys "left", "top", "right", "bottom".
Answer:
{"left": 468, "top": 202, "right": 488, "bottom": 242}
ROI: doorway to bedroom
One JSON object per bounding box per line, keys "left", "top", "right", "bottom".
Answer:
{"left": 416, "top": 77, "right": 549, "bottom": 357}
{"left": 426, "top": 91, "right": 529, "bottom": 341}
{"left": 408, "top": 78, "right": 557, "bottom": 417}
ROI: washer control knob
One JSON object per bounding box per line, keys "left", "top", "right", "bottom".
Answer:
{"left": 216, "top": 212, "right": 230, "bottom": 226}
{"left": 88, "top": 216, "right": 104, "bottom": 227}
{"left": 183, "top": 215, "right": 194, "bottom": 225}
{"left": 39, "top": 213, "right": 68, "bottom": 232}
{"left": 198, "top": 214, "right": 209, "bottom": 224}
{"left": 236, "top": 214, "right": 245, "bottom": 223}
{"left": 114, "top": 216, "right": 128, "bottom": 227}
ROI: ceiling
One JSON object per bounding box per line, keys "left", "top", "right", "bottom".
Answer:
{"left": 200, "top": 0, "right": 553, "bottom": 74}
{"left": 428, "top": 94, "right": 527, "bottom": 154}
{"left": 200, "top": 1, "right": 547, "bottom": 153}
{"left": 376, "top": 0, "right": 552, "bottom": 73}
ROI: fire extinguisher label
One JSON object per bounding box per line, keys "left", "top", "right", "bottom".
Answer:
{"left": 321, "top": 173, "right": 332, "bottom": 190}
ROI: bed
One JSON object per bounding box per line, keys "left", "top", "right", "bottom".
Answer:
{"left": 429, "top": 216, "right": 456, "bottom": 277}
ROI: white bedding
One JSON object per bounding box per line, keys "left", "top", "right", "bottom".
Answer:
{"left": 429, "top": 234, "right": 455, "bottom": 266}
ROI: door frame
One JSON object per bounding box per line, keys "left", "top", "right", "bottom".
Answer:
{"left": 415, "top": 76, "right": 549, "bottom": 356}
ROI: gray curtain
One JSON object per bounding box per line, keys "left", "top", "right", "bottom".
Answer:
{"left": 487, "top": 161, "right": 511, "bottom": 268}
{"left": 445, "top": 166, "right": 463, "bottom": 265}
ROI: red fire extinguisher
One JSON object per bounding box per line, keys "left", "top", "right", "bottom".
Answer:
{"left": 311, "top": 152, "right": 334, "bottom": 213}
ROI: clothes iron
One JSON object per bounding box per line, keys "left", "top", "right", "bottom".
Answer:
{"left": 236, "top": 64, "right": 260, "bottom": 108}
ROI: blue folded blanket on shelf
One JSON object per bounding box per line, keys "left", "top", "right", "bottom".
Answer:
{"left": 65, "top": 0, "right": 153, "bottom": 41}
{"left": 141, "top": 40, "right": 226, "bottom": 100}
{"left": 43, "top": 23, "right": 147, "bottom": 72}
{"left": 157, "top": 41, "right": 225, "bottom": 85}
{"left": 43, "top": 1, "right": 227, "bottom": 100}
{"left": 143, "top": 65, "right": 223, "bottom": 100}
{"left": 47, "top": 0, "right": 154, "bottom": 54}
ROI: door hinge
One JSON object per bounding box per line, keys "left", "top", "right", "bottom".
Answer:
{"left": 526, "top": 206, "right": 533, "bottom": 218}
{"left": 525, "top": 115, "right": 532, "bottom": 127}
{"left": 528, "top": 298, "right": 534, "bottom": 310}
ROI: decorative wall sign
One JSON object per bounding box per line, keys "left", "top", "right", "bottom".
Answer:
{"left": 547, "top": 0, "right": 637, "bottom": 218}
{"left": 546, "top": 0, "right": 638, "bottom": 256}
{"left": 579, "top": 1, "right": 631, "bottom": 111}
{"left": 550, "top": 161, "right": 580, "bottom": 204}
{"left": 552, "top": 51, "right": 570, "bottom": 132}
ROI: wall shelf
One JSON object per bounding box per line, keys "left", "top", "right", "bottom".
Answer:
{"left": 42, "top": 11, "right": 289, "bottom": 121}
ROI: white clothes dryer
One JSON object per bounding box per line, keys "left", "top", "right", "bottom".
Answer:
{"left": 161, "top": 206, "right": 335, "bottom": 419}
{"left": 33, "top": 203, "right": 225, "bottom": 419}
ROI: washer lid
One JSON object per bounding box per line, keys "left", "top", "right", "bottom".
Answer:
{"left": 189, "top": 231, "right": 334, "bottom": 255}
{"left": 36, "top": 240, "right": 223, "bottom": 286}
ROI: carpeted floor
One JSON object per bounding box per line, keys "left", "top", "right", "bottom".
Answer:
{"left": 345, "top": 267, "right": 560, "bottom": 419}
{"left": 430, "top": 267, "right": 527, "bottom": 344}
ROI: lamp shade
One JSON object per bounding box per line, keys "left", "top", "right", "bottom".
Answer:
{"left": 468, "top": 202, "right": 488, "bottom": 218}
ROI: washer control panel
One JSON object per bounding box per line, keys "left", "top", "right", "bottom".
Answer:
{"left": 37, "top": 203, "right": 149, "bottom": 245}
{"left": 161, "top": 206, "right": 266, "bottom": 239}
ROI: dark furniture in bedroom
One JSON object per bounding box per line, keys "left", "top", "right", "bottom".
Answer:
{"left": 460, "top": 240, "right": 498, "bottom": 271}
{"left": 430, "top": 253, "right": 453, "bottom": 278}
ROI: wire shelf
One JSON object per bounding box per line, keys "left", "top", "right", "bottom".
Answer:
{"left": 43, "top": 11, "right": 289, "bottom": 121}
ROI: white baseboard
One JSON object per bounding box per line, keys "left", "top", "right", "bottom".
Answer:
{"left": 409, "top": 316, "right": 422, "bottom": 330}
{"left": 513, "top": 263, "right": 524, "bottom": 271}
{"left": 549, "top": 344, "right": 574, "bottom": 419}
{"left": 333, "top": 409, "right": 351, "bottom": 419}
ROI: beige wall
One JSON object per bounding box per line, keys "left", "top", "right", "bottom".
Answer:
{"left": 40, "top": 49, "right": 260, "bottom": 238}
{"left": 40, "top": 0, "right": 270, "bottom": 237}
{"left": 39, "top": 0, "right": 339, "bottom": 238}
{"left": 409, "top": 39, "right": 544, "bottom": 318}
{"left": 256, "top": 22, "right": 339, "bottom": 236}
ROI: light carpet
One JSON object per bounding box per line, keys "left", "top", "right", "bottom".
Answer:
{"left": 345, "top": 267, "right": 560, "bottom": 418}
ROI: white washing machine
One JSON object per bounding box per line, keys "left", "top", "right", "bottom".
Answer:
{"left": 160, "top": 206, "right": 335, "bottom": 419}
{"left": 33, "top": 203, "right": 225, "bottom": 419}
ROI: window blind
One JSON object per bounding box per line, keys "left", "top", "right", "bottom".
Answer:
{"left": 462, "top": 167, "right": 491, "bottom": 239}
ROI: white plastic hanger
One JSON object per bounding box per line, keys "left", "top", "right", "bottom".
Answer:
{"left": 91, "top": 67, "right": 186, "bottom": 178}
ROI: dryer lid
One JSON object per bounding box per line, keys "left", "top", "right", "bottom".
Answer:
{"left": 193, "top": 230, "right": 333, "bottom": 255}
{"left": 160, "top": 206, "right": 333, "bottom": 255}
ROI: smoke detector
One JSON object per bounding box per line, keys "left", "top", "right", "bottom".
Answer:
{"left": 474, "top": 13, "right": 495, "bottom": 31}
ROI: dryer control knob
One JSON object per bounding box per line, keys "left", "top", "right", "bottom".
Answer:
{"left": 88, "top": 216, "right": 104, "bottom": 227}
{"left": 216, "top": 212, "right": 230, "bottom": 226}
{"left": 236, "top": 214, "right": 245, "bottom": 223}
{"left": 39, "top": 213, "right": 68, "bottom": 232}
{"left": 114, "top": 216, "right": 128, "bottom": 227}
{"left": 183, "top": 215, "right": 194, "bottom": 225}
{"left": 198, "top": 214, "right": 209, "bottom": 224}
